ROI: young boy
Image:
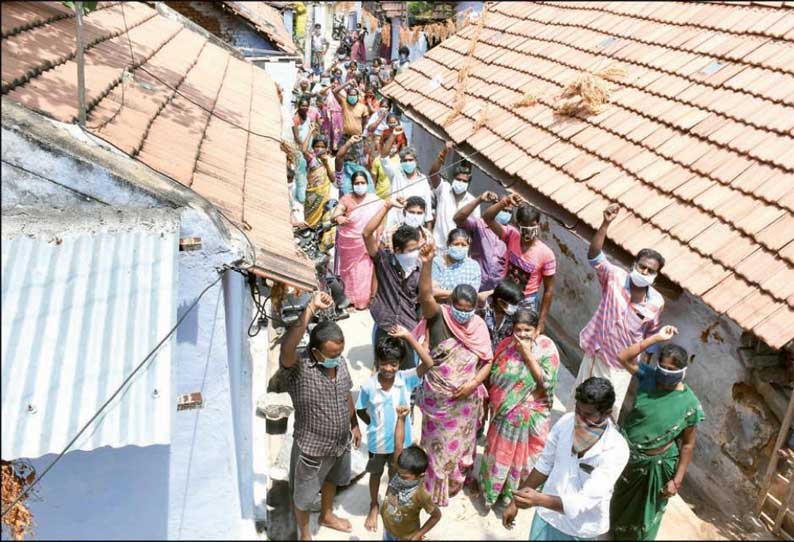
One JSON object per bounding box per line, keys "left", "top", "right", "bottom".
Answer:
{"left": 356, "top": 326, "right": 434, "bottom": 533}
{"left": 381, "top": 406, "right": 441, "bottom": 541}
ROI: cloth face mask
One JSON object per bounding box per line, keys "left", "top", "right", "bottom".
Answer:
{"left": 447, "top": 246, "right": 468, "bottom": 261}
{"left": 353, "top": 183, "right": 368, "bottom": 195}
{"left": 394, "top": 250, "right": 419, "bottom": 272}
{"left": 451, "top": 180, "right": 468, "bottom": 195}
{"left": 572, "top": 413, "right": 607, "bottom": 454}
{"left": 404, "top": 212, "right": 424, "bottom": 228}
{"left": 451, "top": 306, "right": 474, "bottom": 324}
{"left": 496, "top": 210, "right": 512, "bottom": 225}
{"left": 630, "top": 266, "right": 656, "bottom": 288}
{"left": 655, "top": 364, "right": 686, "bottom": 387}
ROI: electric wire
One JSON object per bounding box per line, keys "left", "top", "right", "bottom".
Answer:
{"left": 1, "top": 158, "right": 111, "bottom": 206}
{"left": 0, "top": 271, "right": 225, "bottom": 519}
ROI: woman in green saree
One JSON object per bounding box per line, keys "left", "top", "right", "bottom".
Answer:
{"left": 610, "top": 325, "right": 704, "bottom": 541}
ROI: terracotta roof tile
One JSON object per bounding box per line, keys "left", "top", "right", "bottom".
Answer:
{"left": 220, "top": 2, "right": 298, "bottom": 56}
{"left": 384, "top": 0, "right": 794, "bottom": 347}
{"left": 2, "top": 1, "right": 315, "bottom": 290}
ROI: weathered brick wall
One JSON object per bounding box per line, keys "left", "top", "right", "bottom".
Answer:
{"left": 165, "top": 1, "right": 277, "bottom": 54}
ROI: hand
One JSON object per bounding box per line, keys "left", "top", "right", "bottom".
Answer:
{"left": 396, "top": 405, "right": 410, "bottom": 419}
{"left": 452, "top": 380, "right": 478, "bottom": 400}
{"left": 409, "top": 532, "right": 425, "bottom": 541}
{"left": 309, "top": 291, "right": 334, "bottom": 313}
{"left": 352, "top": 425, "right": 362, "bottom": 448}
{"left": 506, "top": 193, "right": 524, "bottom": 207}
{"left": 349, "top": 134, "right": 362, "bottom": 144}
{"left": 479, "top": 191, "right": 498, "bottom": 203}
{"left": 335, "top": 215, "right": 350, "bottom": 226}
{"left": 603, "top": 203, "right": 620, "bottom": 223}
{"left": 502, "top": 501, "right": 518, "bottom": 529}
{"left": 394, "top": 125, "right": 404, "bottom": 134}
{"left": 419, "top": 243, "right": 435, "bottom": 264}
{"left": 655, "top": 325, "right": 678, "bottom": 342}
{"left": 512, "top": 488, "right": 539, "bottom": 509}
{"left": 388, "top": 324, "right": 411, "bottom": 339}
{"left": 395, "top": 195, "right": 407, "bottom": 208}
{"left": 660, "top": 479, "right": 678, "bottom": 498}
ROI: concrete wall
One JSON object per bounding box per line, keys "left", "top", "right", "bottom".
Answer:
{"left": 408, "top": 121, "right": 769, "bottom": 517}
{"left": 1, "top": 115, "right": 258, "bottom": 539}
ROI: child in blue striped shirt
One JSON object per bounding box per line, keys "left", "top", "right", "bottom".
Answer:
{"left": 356, "top": 325, "right": 434, "bottom": 533}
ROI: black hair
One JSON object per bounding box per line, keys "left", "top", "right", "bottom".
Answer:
{"left": 392, "top": 224, "right": 420, "bottom": 252}
{"left": 312, "top": 134, "right": 328, "bottom": 148}
{"left": 454, "top": 166, "right": 471, "bottom": 180}
{"left": 348, "top": 86, "right": 359, "bottom": 96}
{"left": 405, "top": 196, "right": 426, "bottom": 211}
{"left": 516, "top": 204, "right": 541, "bottom": 225}
{"left": 386, "top": 112, "right": 399, "bottom": 123}
{"left": 659, "top": 344, "right": 689, "bottom": 369}
{"left": 447, "top": 227, "right": 471, "bottom": 246}
{"left": 636, "top": 248, "right": 666, "bottom": 271}
{"left": 493, "top": 278, "right": 524, "bottom": 305}
{"left": 351, "top": 170, "right": 368, "bottom": 186}
{"left": 397, "top": 445, "right": 428, "bottom": 475}
{"left": 297, "top": 96, "right": 310, "bottom": 107}
{"left": 314, "top": 23, "right": 321, "bottom": 28}
{"left": 575, "top": 377, "right": 615, "bottom": 413}
{"left": 375, "top": 336, "right": 407, "bottom": 364}
{"left": 398, "top": 45, "right": 410, "bottom": 56}
{"left": 452, "top": 283, "right": 478, "bottom": 307}
{"left": 308, "top": 321, "right": 345, "bottom": 352}
{"left": 513, "top": 307, "right": 539, "bottom": 327}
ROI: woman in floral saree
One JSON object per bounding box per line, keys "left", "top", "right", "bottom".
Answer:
{"left": 413, "top": 243, "right": 494, "bottom": 507}
{"left": 610, "top": 325, "right": 704, "bottom": 541}
{"left": 477, "top": 307, "right": 560, "bottom": 508}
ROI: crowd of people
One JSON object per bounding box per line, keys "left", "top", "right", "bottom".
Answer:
{"left": 280, "top": 25, "right": 704, "bottom": 542}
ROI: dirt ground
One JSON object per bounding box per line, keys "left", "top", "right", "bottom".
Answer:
{"left": 264, "top": 309, "right": 747, "bottom": 541}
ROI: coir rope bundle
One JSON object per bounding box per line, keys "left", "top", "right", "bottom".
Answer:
{"left": 442, "top": 9, "right": 487, "bottom": 127}
{"left": 555, "top": 66, "right": 627, "bottom": 116}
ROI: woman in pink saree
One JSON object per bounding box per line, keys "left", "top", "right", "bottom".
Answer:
{"left": 321, "top": 78, "right": 344, "bottom": 152}
{"left": 331, "top": 170, "right": 382, "bottom": 309}
{"left": 413, "top": 243, "right": 494, "bottom": 506}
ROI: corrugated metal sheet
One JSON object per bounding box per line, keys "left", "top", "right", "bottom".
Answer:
{"left": 1, "top": 217, "right": 178, "bottom": 459}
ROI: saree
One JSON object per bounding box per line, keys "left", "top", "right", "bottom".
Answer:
{"left": 333, "top": 192, "right": 382, "bottom": 309}
{"left": 322, "top": 93, "right": 343, "bottom": 151}
{"left": 304, "top": 156, "right": 332, "bottom": 226}
{"left": 414, "top": 306, "right": 493, "bottom": 506}
{"left": 610, "top": 386, "right": 704, "bottom": 540}
{"left": 478, "top": 335, "right": 560, "bottom": 507}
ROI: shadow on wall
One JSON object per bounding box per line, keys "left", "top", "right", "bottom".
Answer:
{"left": 25, "top": 444, "right": 169, "bottom": 540}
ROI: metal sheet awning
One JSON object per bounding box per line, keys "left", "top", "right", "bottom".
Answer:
{"left": 1, "top": 212, "right": 178, "bottom": 459}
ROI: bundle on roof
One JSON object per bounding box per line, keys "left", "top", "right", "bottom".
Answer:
{"left": 442, "top": 8, "right": 487, "bottom": 127}
{"left": 556, "top": 65, "right": 627, "bottom": 117}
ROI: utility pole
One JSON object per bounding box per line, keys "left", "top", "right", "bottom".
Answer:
{"left": 75, "top": 1, "right": 86, "bottom": 127}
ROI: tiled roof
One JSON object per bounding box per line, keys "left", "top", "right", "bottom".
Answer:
{"left": 1, "top": 1, "right": 316, "bottom": 290}
{"left": 379, "top": 1, "right": 408, "bottom": 19}
{"left": 383, "top": 1, "right": 794, "bottom": 349}
{"left": 221, "top": 1, "right": 298, "bottom": 56}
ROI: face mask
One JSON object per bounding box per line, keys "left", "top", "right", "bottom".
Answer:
{"left": 450, "top": 306, "right": 474, "bottom": 325}
{"left": 388, "top": 474, "right": 421, "bottom": 507}
{"left": 630, "top": 266, "right": 656, "bottom": 288}
{"left": 402, "top": 161, "right": 417, "bottom": 175}
{"left": 347, "top": 95, "right": 358, "bottom": 105}
{"left": 400, "top": 54, "right": 408, "bottom": 61}
{"left": 394, "top": 250, "right": 419, "bottom": 272}
{"left": 656, "top": 364, "right": 686, "bottom": 387}
{"left": 514, "top": 331, "right": 533, "bottom": 342}
{"left": 314, "top": 349, "right": 341, "bottom": 369}
{"left": 447, "top": 246, "right": 468, "bottom": 261}
{"left": 496, "top": 210, "right": 512, "bottom": 225}
{"left": 451, "top": 180, "right": 468, "bottom": 195}
{"left": 353, "top": 183, "right": 368, "bottom": 195}
{"left": 572, "top": 413, "right": 607, "bottom": 454}
{"left": 503, "top": 303, "right": 518, "bottom": 316}
{"left": 520, "top": 225, "right": 540, "bottom": 241}
{"left": 404, "top": 212, "right": 424, "bottom": 228}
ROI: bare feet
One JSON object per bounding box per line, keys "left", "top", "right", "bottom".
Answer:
{"left": 449, "top": 480, "right": 463, "bottom": 498}
{"left": 364, "top": 501, "right": 380, "bottom": 532}
{"left": 319, "top": 513, "right": 352, "bottom": 533}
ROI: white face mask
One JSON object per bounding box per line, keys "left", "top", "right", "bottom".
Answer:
{"left": 451, "top": 180, "right": 468, "bottom": 195}
{"left": 503, "top": 303, "right": 518, "bottom": 316}
{"left": 394, "top": 250, "right": 419, "bottom": 272}
{"left": 629, "top": 266, "right": 656, "bottom": 288}
{"left": 404, "top": 212, "right": 424, "bottom": 228}
{"left": 353, "top": 183, "right": 368, "bottom": 196}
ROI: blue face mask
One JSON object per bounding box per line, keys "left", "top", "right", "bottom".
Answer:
{"left": 655, "top": 364, "right": 686, "bottom": 388}
{"left": 496, "top": 210, "right": 512, "bottom": 225}
{"left": 315, "top": 349, "right": 341, "bottom": 369}
{"left": 448, "top": 246, "right": 468, "bottom": 261}
{"left": 450, "top": 306, "right": 474, "bottom": 325}
{"left": 347, "top": 95, "right": 358, "bottom": 105}
{"left": 401, "top": 161, "right": 417, "bottom": 175}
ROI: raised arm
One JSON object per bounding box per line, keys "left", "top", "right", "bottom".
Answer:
{"left": 388, "top": 325, "right": 434, "bottom": 377}
{"left": 454, "top": 191, "right": 497, "bottom": 227}
{"left": 589, "top": 203, "right": 620, "bottom": 259}
{"left": 363, "top": 198, "right": 400, "bottom": 258}
{"left": 483, "top": 193, "right": 523, "bottom": 239}
{"left": 617, "top": 325, "right": 678, "bottom": 374}
{"left": 429, "top": 141, "right": 454, "bottom": 189}
{"left": 380, "top": 126, "right": 399, "bottom": 157}
{"left": 335, "top": 134, "right": 361, "bottom": 171}
{"left": 392, "top": 406, "right": 410, "bottom": 471}
{"left": 418, "top": 243, "right": 440, "bottom": 320}
{"left": 333, "top": 78, "right": 353, "bottom": 104}
{"left": 300, "top": 124, "right": 316, "bottom": 160}
{"left": 278, "top": 291, "right": 334, "bottom": 368}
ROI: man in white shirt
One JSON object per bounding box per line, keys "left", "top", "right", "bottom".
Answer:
{"left": 429, "top": 141, "right": 479, "bottom": 250}
{"left": 503, "top": 377, "right": 629, "bottom": 541}
{"left": 380, "top": 133, "right": 434, "bottom": 231}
